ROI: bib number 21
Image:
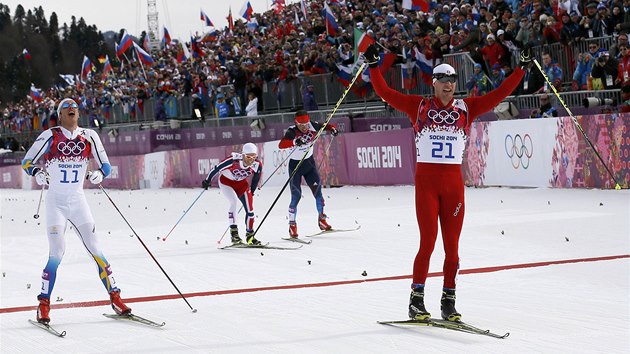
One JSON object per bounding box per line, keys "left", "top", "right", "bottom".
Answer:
{"left": 431, "top": 142, "right": 455, "bottom": 159}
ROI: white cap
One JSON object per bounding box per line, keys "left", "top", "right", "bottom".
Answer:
{"left": 432, "top": 63, "right": 457, "bottom": 84}
{"left": 433, "top": 63, "right": 456, "bottom": 76}
{"left": 487, "top": 34, "right": 496, "bottom": 41}
{"left": 497, "top": 29, "right": 505, "bottom": 37}
{"left": 242, "top": 143, "right": 258, "bottom": 155}
{"left": 57, "top": 98, "right": 77, "bottom": 116}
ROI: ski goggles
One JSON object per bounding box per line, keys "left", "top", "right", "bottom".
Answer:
{"left": 433, "top": 73, "right": 458, "bottom": 83}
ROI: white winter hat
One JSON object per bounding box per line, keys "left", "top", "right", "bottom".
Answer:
{"left": 242, "top": 143, "right": 258, "bottom": 155}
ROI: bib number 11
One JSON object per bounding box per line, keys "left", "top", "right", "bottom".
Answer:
{"left": 60, "top": 169, "right": 79, "bottom": 183}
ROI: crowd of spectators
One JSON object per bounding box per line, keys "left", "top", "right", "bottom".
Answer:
{"left": 1, "top": 0, "right": 629, "bottom": 145}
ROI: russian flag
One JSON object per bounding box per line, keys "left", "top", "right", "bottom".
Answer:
{"left": 190, "top": 36, "right": 204, "bottom": 58}
{"left": 200, "top": 9, "right": 214, "bottom": 26}
{"left": 401, "top": 61, "right": 417, "bottom": 90}
{"left": 329, "top": 0, "right": 347, "bottom": 6}
{"left": 322, "top": 3, "right": 339, "bottom": 36}
{"left": 201, "top": 28, "right": 217, "bottom": 42}
{"left": 81, "top": 56, "right": 92, "bottom": 80}
{"left": 133, "top": 42, "right": 154, "bottom": 65}
{"left": 414, "top": 48, "right": 433, "bottom": 86}
{"left": 30, "top": 84, "right": 43, "bottom": 102}
{"left": 22, "top": 48, "right": 31, "bottom": 60}
{"left": 227, "top": 6, "right": 234, "bottom": 32}
{"left": 240, "top": 1, "right": 254, "bottom": 21}
{"left": 335, "top": 63, "right": 353, "bottom": 87}
{"left": 402, "top": 0, "right": 429, "bottom": 12}
{"left": 117, "top": 30, "right": 133, "bottom": 57}
{"left": 177, "top": 41, "right": 190, "bottom": 63}
{"left": 142, "top": 35, "right": 151, "bottom": 52}
{"left": 102, "top": 55, "right": 112, "bottom": 79}
{"left": 163, "top": 26, "right": 172, "bottom": 46}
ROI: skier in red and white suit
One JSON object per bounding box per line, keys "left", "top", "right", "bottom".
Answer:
{"left": 202, "top": 143, "right": 263, "bottom": 246}
{"left": 365, "top": 44, "right": 530, "bottom": 322}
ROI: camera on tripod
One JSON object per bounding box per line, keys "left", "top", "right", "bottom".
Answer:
{"left": 582, "top": 97, "right": 617, "bottom": 108}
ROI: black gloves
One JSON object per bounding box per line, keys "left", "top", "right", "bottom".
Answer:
{"left": 201, "top": 179, "right": 210, "bottom": 190}
{"left": 364, "top": 44, "right": 380, "bottom": 68}
{"left": 331, "top": 127, "right": 339, "bottom": 137}
{"left": 294, "top": 136, "right": 308, "bottom": 146}
{"left": 519, "top": 47, "right": 532, "bottom": 68}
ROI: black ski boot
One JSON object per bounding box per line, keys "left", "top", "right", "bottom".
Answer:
{"left": 440, "top": 288, "right": 462, "bottom": 322}
{"left": 246, "top": 231, "right": 261, "bottom": 246}
{"left": 408, "top": 287, "right": 431, "bottom": 320}
{"left": 230, "top": 226, "right": 242, "bottom": 244}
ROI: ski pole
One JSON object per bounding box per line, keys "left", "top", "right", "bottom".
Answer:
{"left": 98, "top": 185, "right": 197, "bottom": 313}
{"left": 251, "top": 63, "right": 367, "bottom": 238}
{"left": 532, "top": 58, "right": 621, "bottom": 190}
{"left": 33, "top": 184, "right": 46, "bottom": 219}
{"left": 162, "top": 189, "right": 205, "bottom": 242}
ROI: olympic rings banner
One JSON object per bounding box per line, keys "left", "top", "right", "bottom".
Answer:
{"left": 481, "top": 119, "right": 558, "bottom": 187}
{"left": 1, "top": 114, "right": 628, "bottom": 190}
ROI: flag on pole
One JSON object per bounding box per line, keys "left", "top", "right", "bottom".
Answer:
{"left": 240, "top": 1, "right": 254, "bottom": 21}
{"left": 117, "top": 30, "right": 133, "bottom": 57}
{"left": 227, "top": 6, "right": 234, "bottom": 32}
{"left": 353, "top": 27, "right": 375, "bottom": 60}
{"left": 402, "top": 0, "right": 429, "bottom": 12}
{"left": 30, "top": 84, "right": 43, "bottom": 102}
{"left": 200, "top": 9, "right": 214, "bottom": 26}
{"left": 59, "top": 74, "right": 75, "bottom": 86}
{"left": 177, "top": 41, "right": 189, "bottom": 63}
{"left": 22, "top": 48, "right": 32, "bottom": 60}
{"left": 300, "top": 0, "right": 308, "bottom": 20}
{"left": 322, "top": 3, "right": 339, "bottom": 36}
{"left": 81, "top": 56, "right": 92, "bottom": 81}
{"left": 142, "top": 35, "right": 151, "bottom": 52}
{"left": 414, "top": 47, "right": 434, "bottom": 85}
{"left": 162, "top": 26, "right": 172, "bottom": 46}
{"left": 133, "top": 42, "right": 154, "bottom": 65}
{"left": 102, "top": 55, "right": 113, "bottom": 79}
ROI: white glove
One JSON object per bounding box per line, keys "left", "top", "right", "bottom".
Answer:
{"left": 33, "top": 168, "right": 49, "bottom": 186}
{"left": 88, "top": 170, "right": 104, "bottom": 184}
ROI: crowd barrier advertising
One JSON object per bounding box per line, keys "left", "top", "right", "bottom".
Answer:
{"left": 1, "top": 114, "right": 628, "bottom": 190}
{"left": 344, "top": 129, "right": 415, "bottom": 185}
{"left": 483, "top": 119, "right": 558, "bottom": 187}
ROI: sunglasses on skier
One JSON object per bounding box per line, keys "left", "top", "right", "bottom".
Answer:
{"left": 61, "top": 101, "right": 79, "bottom": 109}
{"left": 433, "top": 73, "right": 458, "bottom": 83}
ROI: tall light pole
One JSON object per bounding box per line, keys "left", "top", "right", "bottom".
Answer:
{"left": 147, "top": 0, "right": 160, "bottom": 50}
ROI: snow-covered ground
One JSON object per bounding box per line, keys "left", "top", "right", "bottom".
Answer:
{"left": 1, "top": 186, "right": 628, "bottom": 353}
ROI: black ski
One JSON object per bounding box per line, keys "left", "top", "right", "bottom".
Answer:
{"left": 103, "top": 313, "right": 165, "bottom": 327}
{"left": 28, "top": 319, "right": 66, "bottom": 337}
{"left": 377, "top": 319, "right": 509, "bottom": 339}
{"left": 305, "top": 225, "right": 361, "bottom": 237}
{"left": 282, "top": 237, "right": 312, "bottom": 244}
{"left": 219, "top": 242, "right": 303, "bottom": 250}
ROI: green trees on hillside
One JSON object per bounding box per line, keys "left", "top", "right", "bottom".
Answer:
{"left": 0, "top": 3, "right": 112, "bottom": 103}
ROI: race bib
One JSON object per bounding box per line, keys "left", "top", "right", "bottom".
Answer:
{"left": 416, "top": 130, "right": 466, "bottom": 164}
